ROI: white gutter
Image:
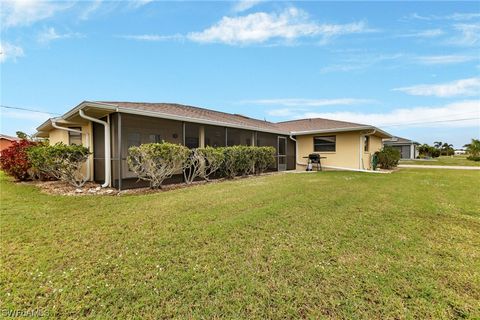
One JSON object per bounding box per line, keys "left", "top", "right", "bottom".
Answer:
{"left": 291, "top": 126, "right": 391, "bottom": 138}
{"left": 288, "top": 134, "right": 304, "bottom": 167}
{"left": 51, "top": 120, "right": 91, "bottom": 181}
{"left": 79, "top": 109, "right": 111, "bottom": 188}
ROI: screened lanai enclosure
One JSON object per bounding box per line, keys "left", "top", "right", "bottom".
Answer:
{"left": 93, "top": 113, "right": 296, "bottom": 189}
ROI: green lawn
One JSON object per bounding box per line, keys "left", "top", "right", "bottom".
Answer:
{"left": 1, "top": 170, "right": 479, "bottom": 319}
{"left": 400, "top": 155, "right": 480, "bottom": 166}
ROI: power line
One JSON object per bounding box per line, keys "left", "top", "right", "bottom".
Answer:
{"left": 381, "top": 117, "right": 480, "bottom": 127}
{"left": 0, "top": 105, "right": 61, "bottom": 115}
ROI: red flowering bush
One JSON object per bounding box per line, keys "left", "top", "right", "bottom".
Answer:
{"left": 0, "top": 139, "right": 38, "bottom": 181}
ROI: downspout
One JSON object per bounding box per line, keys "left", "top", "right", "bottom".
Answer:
{"left": 79, "top": 109, "right": 111, "bottom": 188}
{"left": 51, "top": 121, "right": 90, "bottom": 181}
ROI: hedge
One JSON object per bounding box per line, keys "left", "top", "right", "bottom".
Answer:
{"left": 128, "top": 143, "right": 277, "bottom": 188}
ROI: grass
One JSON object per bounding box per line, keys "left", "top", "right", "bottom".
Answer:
{"left": 1, "top": 169, "right": 479, "bottom": 319}
{"left": 400, "top": 155, "right": 480, "bottom": 167}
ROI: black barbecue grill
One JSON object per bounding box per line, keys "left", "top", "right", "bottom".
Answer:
{"left": 303, "top": 153, "right": 327, "bottom": 171}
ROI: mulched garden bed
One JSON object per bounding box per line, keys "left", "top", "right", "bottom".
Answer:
{"left": 19, "top": 172, "right": 283, "bottom": 196}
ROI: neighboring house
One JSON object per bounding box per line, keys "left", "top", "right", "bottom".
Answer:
{"left": 0, "top": 134, "right": 19, "bottom": 154}
{"left": 383, "top": 136, "right": 419, "bottom": 159}
{"left": 454, "top": 149, "right": 466, "bottom": 155}
{"left": 35, "top": 101, "right": 392, "bottom": 189}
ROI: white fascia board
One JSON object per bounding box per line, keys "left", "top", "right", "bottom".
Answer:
{"left": 291, "top": 126, "right": 392, "bottom": 138}
{"left": 58, "top": 101, "right": 289, "bottom": 135}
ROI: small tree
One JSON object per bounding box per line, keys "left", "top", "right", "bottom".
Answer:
{"left": 0, "top": 139, "right": 37, "bottom": 181}
{"left": 464, "top": 139, "right": 480, "bottom": 156}
{"left": 375, "top": 146, "right": 400, "bottom": 169}
{"left": 16, "top": 131, "right": 29, "bottom": 140}
{"left": 465, "top": 139, "right": 480, "bottom": 161}
{"left": 28, "top": 143, "right": 90, "bottom": 187}
{"left": 128, "top": 142, "right": 189, "bottom": 189}
{"left": 183, "top": 148, "right": 205, "bottom": 184}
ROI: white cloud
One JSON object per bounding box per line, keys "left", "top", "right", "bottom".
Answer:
{"left": 37, "top": 27, "right": 84, "bottom": 44}
{"left": 406, "top": 12, "right": 480, "bottom": 21}
{"left": 415, "top": 55, "right": 475, "bottom": 65}
{"left": 79, "top": 0, "right": 102, "bottom": 20}
{"left": 187, "top": 7, "right": 371, "bottom": 45}
{"left": 451, "top": 23, "right": 480, "bottom": 46}
{"left": 249, "top": 98, "right": 372, "bottom": 108}
{"left": 118, "top": 34, "right": 183, "bottom": 41}
{"left": 128, "top": 0, "right": 154, "bottom": 9}
{"left": 394, "top": 78, "right": 480, "bottom": 98}
{"left": 1, "top": 0, "right": 74, "bottom": 28}
{"left": 232, "top": 0, "right": 262, "bottom": 13}
{"left": 400, "top": 28, "right": 444, "bottom": 38}
{"left": 243, "top": 98, "right": 373, "bottom": 117}
{"left": 0, "top": 42, "right": 24, "bottom": 63}
{"left": 298, "top": 100, "right": 480, "bottom": 128}
{"left": 320, "top": 53, "right": 404, "bottom": 73}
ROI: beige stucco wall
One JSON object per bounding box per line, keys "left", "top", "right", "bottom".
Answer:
{"left": 296, "top": 131, "right": 384, "bottom": 170}
{"left": 362, "top": 135, "right": 383, "bottom": 170}
{"left": 48, "top": 123, "right": 94, "bottom": 180}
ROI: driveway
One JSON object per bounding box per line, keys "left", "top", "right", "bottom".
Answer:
{"left": 399, "top": 165, "right": 480, "bottom": 170}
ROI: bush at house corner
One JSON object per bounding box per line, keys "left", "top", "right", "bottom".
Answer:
{"left": 375, "top": 146, "right": 401, "bottom": 169}
{"left": 27, "top": 143, "right": 90, "bottom": 187}
{"left": 0, "top": 139, "right": 38, "bottom": 181}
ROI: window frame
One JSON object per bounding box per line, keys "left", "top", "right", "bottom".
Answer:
{"left": 68, "top": 127, "right": 82, "bottom": 145}
{"left": 364, "top": 136, "right": 370, "bottom": 152}
{"left": 313, "top": 135, "right": 336, "bottom": 152}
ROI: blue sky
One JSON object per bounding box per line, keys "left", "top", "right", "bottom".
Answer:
{"left": 1, "top": 0, "right": 479, "bottom": 148}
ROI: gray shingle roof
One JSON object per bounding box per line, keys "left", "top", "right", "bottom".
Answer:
{"left": 276, "top": 118, "right": 368, "bottom": 132}
{"left": 100, "top": 101, "right": 285, "bottom": 132}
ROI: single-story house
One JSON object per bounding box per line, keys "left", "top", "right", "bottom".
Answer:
{"left": 454, "top": 149, "right": 466, "bottom": 155}
{"left": 35, "top": 101, "right": 392, "bottom": 189}
{"left": 383, "top": 136, "right": 419, "bottom": 159}
{"left": 0, "top": 134, "right": 19, "bottom": 154}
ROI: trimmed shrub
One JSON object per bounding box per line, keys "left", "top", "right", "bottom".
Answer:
{"left": 0, "top": 139, "right": 38, "bottom": 181}
{"left": 254, "top": 146, "right": 276, "bottom": 174}
{"left": 467, "top": 156, "right": 480, "bottom": 162}
{"left": 220, "top": 147, "right": 239, "bottom": 179}
{"left": 28, "top": 143, "right": 90, "bottom": 187}
{"left": 376, "top": 146, "right": 400, "bottom": 169}
{"left": 183, "top": 147, "right": 226, "bottom": 184}
{"left": 128, "top": 142, "right": 190, "bottom": 189}
{"left": 197, "top": 147, "right": 224, "bottom": 181}
{"left": 220, "top": 146, "right": 255, "bottom": 178}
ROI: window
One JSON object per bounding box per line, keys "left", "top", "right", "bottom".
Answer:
{"left": 68, "top": 127, "right": 82, "bottom": 145}
{"left": 313, "top": 136, "right": 336, "bottom": 152}
{"left": 127, "top": 132, "right": 141, "bottom": 149}
{"left": 364, "top": 136, "right": 370, "bottom": 152}
{"left": 204, "top": 125, "right": 225, "bottom": 147}
{"left": 185, "top": 123, "right": 200, "bottom": 149}
{"left": 226, "top": 128, "right": 252, "bottom": 146}
{"left": 149, "top": 134, "right": 162, "bottom": 143}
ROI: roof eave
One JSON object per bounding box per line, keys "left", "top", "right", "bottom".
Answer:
{"left": 291, "top": 126, "right": 392, "bottom": 138}
{"left": 39, "top": 101, "right": 290, "bottom": 135}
